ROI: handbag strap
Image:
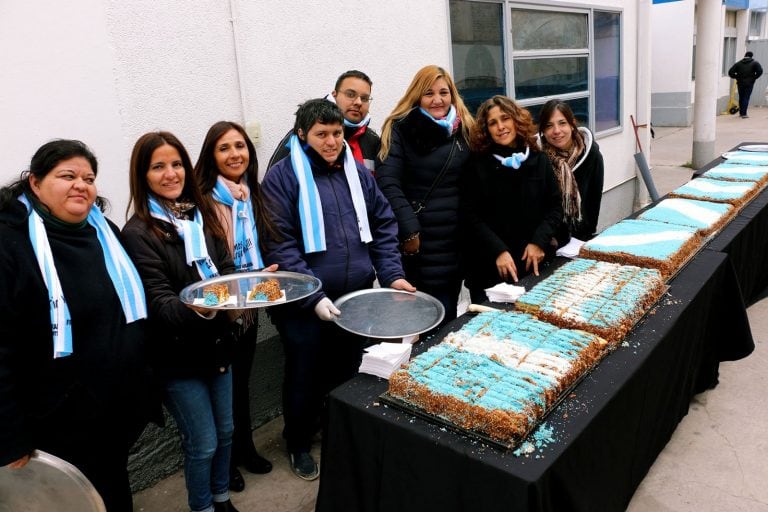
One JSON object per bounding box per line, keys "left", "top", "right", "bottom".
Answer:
{"left": 413, "top": 135, "right": 460, "bottom": 214}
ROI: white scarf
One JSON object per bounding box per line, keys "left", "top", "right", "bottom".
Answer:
{"left": 289, "top": 134, "right": 372, "bottom": 253}
{"left": 19, "top": 194, "right": 147, "bottom": 359}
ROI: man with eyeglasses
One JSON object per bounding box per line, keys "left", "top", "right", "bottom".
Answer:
{"left": 267, "top": 70, "right": 381, "bottom": 172}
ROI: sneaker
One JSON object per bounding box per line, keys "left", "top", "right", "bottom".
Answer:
{"left": 289, "top": 451, "right": 319, "bottom": 481}
{"left": 741, "top": 115, "right": 749, "bottom": 119}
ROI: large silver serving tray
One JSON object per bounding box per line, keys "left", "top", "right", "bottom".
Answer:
{"left": 0, "top": 450, "right": 105, "bottom": 512}
{"left": 179, "top": 270, "right": 321, "bottom": 310}
{"left": 333, "top": 288, "right": 445, "bottom": 338}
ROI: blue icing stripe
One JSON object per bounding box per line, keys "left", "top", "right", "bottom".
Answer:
{"left": 637, "top": 198, "right": 730, "bottom": 230}
{"left": 583, "top": 219, "right": 696, "bottom": 260}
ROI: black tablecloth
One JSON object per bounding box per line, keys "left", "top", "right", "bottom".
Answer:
{"left": 316, "top": 251, "right": 754, "bottom": 512}
{"left": 693, "top": 142, "right": 768, "bottom": 304}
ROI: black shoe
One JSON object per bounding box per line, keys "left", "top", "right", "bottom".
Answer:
{"left": 240, "top": 451, "right": 273, "bottom": 474}
{"left": 289, "top": 451, "right": 319, "bottom": 481}
{"left": 214, "top": 499, "right": 240, "bottom": 512}
{"left": 228, "top": 467, "right": 245, "bottom": 492}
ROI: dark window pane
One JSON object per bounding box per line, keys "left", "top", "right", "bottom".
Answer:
{"left": 450, "top": 0, "right": 506, "bottom": 114}
{"left": 511, "top": 10, "right": 587, "bottom": 50}
{"left": 594, "top": 11, "right": 621, "bottom": 131}
{"left": 513, "top": 57, "right": 588, "bottom": 100}
{"left": 528, "top": 97, "right": 589, "bottom": 127}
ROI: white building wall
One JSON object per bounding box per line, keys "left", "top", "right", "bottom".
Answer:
{"left": 650, "top": 0, "right": 696, "bottom": 126}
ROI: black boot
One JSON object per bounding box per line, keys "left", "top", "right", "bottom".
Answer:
{"left": 228, "top": 466, "right": 245, "bottom": 492}
{"left": 213, "top": 499, "right": 240, "bottom": 512}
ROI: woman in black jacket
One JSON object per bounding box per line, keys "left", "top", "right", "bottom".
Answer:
{"left": 538, "top": 99, "right": 605, "bottom": 244}
{"left": 0, "top": 140, "right": 152, "bottom": 511}
{"left": 377, "top": 65, "right": 475, "bottom": 325}
{"left": 461, "top": 95, "right": 563, "bottom": 304}
{"left": 121, "top": 132, "right": 240, "bottom": 512}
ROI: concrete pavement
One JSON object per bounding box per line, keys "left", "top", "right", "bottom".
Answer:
{"left": 133, "top": 107, "right": 768, "bottom": 512}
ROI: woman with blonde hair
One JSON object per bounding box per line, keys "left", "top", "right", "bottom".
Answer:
{"left": 376, "top": 65, "right": 474, "bottom": 326}
{"left": 461, "top": 95, "right": 562, "bottom": 304}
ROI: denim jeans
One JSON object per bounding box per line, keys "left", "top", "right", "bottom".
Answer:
{"left": 165, "top": 371, "right": 234, "bottom": 512}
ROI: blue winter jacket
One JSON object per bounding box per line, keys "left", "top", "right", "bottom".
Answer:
{"left": 262, "top": 149, "right": 405, "bottom": 307}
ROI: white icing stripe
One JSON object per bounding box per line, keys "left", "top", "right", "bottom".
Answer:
{"left": 711, "top": 166, "right": 767, "bottom": 175}
{"left": 682, "top": 180, "right": 751, "bottom": 194}
{"left": 657, "top": 199, "right": 721, "bottom": 224}
{"left": 589, "top": 230, "right": 691, "bottom": 247}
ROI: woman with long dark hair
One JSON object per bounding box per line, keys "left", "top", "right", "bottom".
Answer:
{"left": 121, "top": 131, "right": 240, "bottom": 512}
{"left": 194, "top": 121, "right": 279, "bottom": 492}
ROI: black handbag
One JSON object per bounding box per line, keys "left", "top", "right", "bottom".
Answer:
{"left": 410, "top": 136, "right": 460, "bottom": 214}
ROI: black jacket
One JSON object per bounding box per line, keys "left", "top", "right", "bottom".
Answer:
{"left": 0, "top": 200, "right": 152, "bottom": 465}
{"left": 729, "top": 57, "right": 763, "bottom": 86}
{"left": 460, "top": 147, "right": 563, "bottom": 291}
{"left": 376, "top": 108, "right": 470, "bottom": 289}
{"left": 266, "top": 125, "right": 381, "bottom": 172}
{"left": 121, "top": 215, "right": 236, "bottom": 379}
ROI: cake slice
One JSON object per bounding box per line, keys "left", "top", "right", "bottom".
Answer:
{"left": 636, "top": 197, "right": 735, "bottom": 236}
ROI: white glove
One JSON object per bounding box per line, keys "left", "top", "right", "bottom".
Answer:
{"left": 314, "top": 297, "right": 341, "bottom": 321}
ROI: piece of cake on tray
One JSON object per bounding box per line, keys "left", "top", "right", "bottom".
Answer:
{"left": 515, "top": 259, "right": 665, "bottom": 343}
{"left": 635, "top": 197, "right": 735, "bottom": 236}
{"left": 388, "top": 310, "right": 607, "bottom": 446}
{"left": 578, "top": 218, "right": 701, "bottom": 278}
{"left": 668, "top": 177, "right": 761, "bottom": 207}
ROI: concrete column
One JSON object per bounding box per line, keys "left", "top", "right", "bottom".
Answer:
{"left": 636, "top": 0, "right": 652, "bottom": 208}
{"left": 692, "top": 0, "right": 721, "bottom": 168}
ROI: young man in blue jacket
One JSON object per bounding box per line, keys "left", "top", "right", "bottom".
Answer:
{"left": 261, "top": 99, "right": 414, "bottom": 480}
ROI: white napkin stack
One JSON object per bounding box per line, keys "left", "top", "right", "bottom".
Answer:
{"left": 358, "top": 342, "right": 413, "bottom": 379}
{"left": 484, "top": 283, "right": 526, "bottom": 303}
{"left": 556, "top": 237, "right": 585, "bottom": 258}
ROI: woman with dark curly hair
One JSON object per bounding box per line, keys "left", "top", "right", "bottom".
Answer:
{"left": 461, "top": 95, "right": 562, "bottom": 303}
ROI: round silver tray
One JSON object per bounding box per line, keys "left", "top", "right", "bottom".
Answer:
{"left": 738, "top": 145, "right": 768, "bottom": 152}
{"left": 179, "top": 270, "right": 321, "bottom": 310}
{"left": 0, "top": 450, "right": 105, "bottom": 512}
{"left": 333, "top": 288, "right": 445, "bottom": 338}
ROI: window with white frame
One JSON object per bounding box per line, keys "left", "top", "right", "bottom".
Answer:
{"left": 448, "top": 1, "right": 622, "bottom": 134}
{"left": 723, "top": 11, "right": 737, "bottom": 76}
{"left": 749, "top": 10, "right": 766, "bottom": 38}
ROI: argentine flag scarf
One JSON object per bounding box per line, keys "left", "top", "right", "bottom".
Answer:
{"left": 148, "top": 196, "right": 219, "bottom": 279}
{"left": 493, "top": 146, "right": 530, "bottom": 169}
{"left": 211, "top": 177, "right": 264, "bottom": 271}
{"left": 19, "top": 193, "right": 147, "bottom": 359}
{"left": 289, "top": 134, "right": 373, "bottom": 253}
{"left": 419, "top": 105, "right": 458, "bottom": 137}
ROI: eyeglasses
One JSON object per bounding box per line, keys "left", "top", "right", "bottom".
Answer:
{"left": 340, "top": 89, "right": 372, "bottom": 103}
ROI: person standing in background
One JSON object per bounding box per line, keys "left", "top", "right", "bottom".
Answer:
{"left": 728, "top": 51, "right": 763, "bottom": 119}
{"left": 267, "top": 70, "right": 381, "bottom": 172}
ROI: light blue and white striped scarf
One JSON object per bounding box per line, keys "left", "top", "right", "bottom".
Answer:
{"left": 212, "top": 176, "right": 264, "bottom": 271}
{"left": 19, "top": 194, "right": 147, "bottom": 359}
{"left": 148, "top": 196, "right": 219, "bottom": 279}
{"left": 419, "top": 104, "right": 457, "bottom": 137}
{"left": 289, "top": 134, "right": 372, "bottom": 253}
{"left": 493, "top": 146, "right": 530, "bottom": 169}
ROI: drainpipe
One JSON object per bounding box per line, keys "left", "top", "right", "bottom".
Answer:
{"left": 636, "top": 0, "right": 652, "bottom": 209}
{"left": 228, "top": 0, "right": 248, "bottom": 124}
{"left": 692, "top": 0, "right": 720, "bottom": 168}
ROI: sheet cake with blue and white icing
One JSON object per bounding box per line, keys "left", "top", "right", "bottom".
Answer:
{"left": 701, "top": 163, "right": 768, "bottom": 184}
{"left": 579, "top": 218, "right": 701, "bottom": 277}
{"left": 388, "top": 310, "right": 607, "bottom": 445}
{"left": 721, "top": 150, "right": 768, "bottom": 166}
{"left": 669, "top": 177, "right": 760, "bottom": 206}
{"left": 636, "top": 197, "right": 735, "bottom": 235}
{"left": 515, "top": 259, "right": 665, "bottom": 343}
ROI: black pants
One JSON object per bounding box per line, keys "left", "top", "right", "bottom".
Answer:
{"left": 34, "top": 395, "right": 147, "bottom": 512}
{"left": 271, "top": 306, "right": 363, "bottom": 454}
{"left": 737, "top": 82, "right": 754, "bottom": 116}
{"left": 230, "top": 322, "right": 259, "bottom": 463}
